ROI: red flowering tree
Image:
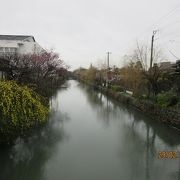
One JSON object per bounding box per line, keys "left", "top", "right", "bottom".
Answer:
{"left": 0, "top": 51, "right": 69, "bottom": 87}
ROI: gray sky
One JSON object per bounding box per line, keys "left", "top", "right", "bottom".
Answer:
{"left": 1, "top": 0, "right": 180, "bottom": 70}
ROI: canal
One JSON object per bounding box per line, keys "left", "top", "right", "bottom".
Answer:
{"left": 0, "top": 80, "right": 180, "bottom": 180}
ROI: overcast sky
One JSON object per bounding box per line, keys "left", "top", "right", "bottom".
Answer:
{"left": 1, "top": 0, "right": 180, "bottom": 70}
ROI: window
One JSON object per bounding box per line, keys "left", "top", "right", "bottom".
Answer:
{"left": 10, "top": 48, "right": 14, "bottom": 52}
{"left": 5, "top": 47, "right": 9, "bottom": 52}
{"left": 10, "top": 48, "right": 17, "bottom": 52}
{"left": 0, "top": 47, "right": 3, "bottom": 52}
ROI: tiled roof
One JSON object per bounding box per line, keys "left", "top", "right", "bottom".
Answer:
{"left": 0, "top": 35, "right": 35, "bottom": 41}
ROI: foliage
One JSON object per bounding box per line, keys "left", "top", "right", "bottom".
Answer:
{"left": 0, "top": 81, "right": 49, "bottom": 143}
{"left": 176, "top": 101, "right": 180, "bottom": 108}
{"left": 73, "top": 46, "right": 180, "bottom": 111}
{"left": 110, "top": 85, "right": 124, "bottom": 92}
{"left": 74, "top": 66, "right": 98, "bottom": 84}
{"left": 0, "top": 51, "right": 69, "bottom": 89}
{"left": 132, "top": 43, "right": 164, "bottom": 96}
{"left": 157, "top": 91, "right": 179, "bottom": 108}
{"left": 82, "top": 66, "right": 97, "bottom": 83}
{"left": 119, "top": 61, "right": 145, "bottom": 96}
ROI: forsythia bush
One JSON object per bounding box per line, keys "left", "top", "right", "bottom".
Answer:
{"left": 0, "top": 81, "right": 49, "bottom": 143}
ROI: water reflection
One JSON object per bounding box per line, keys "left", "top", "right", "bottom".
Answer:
{"left": 0, "top": 80, "right": 180, "bottom": 180}
{"left": 0, "top": 109, "right": 70, "bottom": 180}
{"left": 78, "top": 82, "right": 180, "bottom": 180}
{"left": 78, "top": 84, "right": 122, "bottom": 127}
{"left": 81, "top": 83, "right": 180, "bottom": 144}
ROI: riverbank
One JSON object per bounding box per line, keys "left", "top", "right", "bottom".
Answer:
{"left": 1, "top": 80, "right": 180, "bottom": 180}
{"left": 107, "top": 88, "right": 180, "bottom": 129}
{"left": 80, "top": 80, "right": 180, "bottom": 129}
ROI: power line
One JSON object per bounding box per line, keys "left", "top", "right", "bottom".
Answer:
{"left": 160, "top": 31, "right": 180, "bottom": 39}
{"left": 148, "top": 4, "right": 180, "bottom": 30}
{"left": 135, "top": 4, "right": 180, "bottom": 42}
{"left": 168, "top": 49, "right": 180, "bottom": 59}
{"left": 119, "top": 4, "right": 180, "bottom": 57}
{"left": 123, "top": 4, "right": 180, "bottom": 52}
{"left": 158, "top": 19, "right": 180, "bottom": 32}
{"left": 160, "top": 43, "right": 180, "bottom": 60}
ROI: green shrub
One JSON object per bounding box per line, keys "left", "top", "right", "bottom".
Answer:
{"left": 110, "top": 85, "right": 124, "bottom": 92}
{"left": 157, "top": 91, "right": 179, "bottom": 108}
{"left": 0, "top": 81, "right": 49, "bottom": 143}
{"left": 175, "top": 101, "right": 180, "bottom": 108}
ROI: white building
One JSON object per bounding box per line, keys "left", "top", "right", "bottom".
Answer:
{"left": 0, "top": 35, "right": 44, "bottom": 57}
{"left": 0, "top": 35, "right": 44, "bottom": 79}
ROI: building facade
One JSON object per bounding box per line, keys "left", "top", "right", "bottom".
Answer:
{"left": 0, "top": 35, "right": 44, "bottom": 57}
{"left": 0, "top": 35, "right": 44, "bottom": 79}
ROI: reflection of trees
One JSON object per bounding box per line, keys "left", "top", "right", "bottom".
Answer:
{"left": 79, "top": 82, "right": 180, "bottom": 143}
{"left": 116, "top": 122, "right": 159, "bottom": 180}
{"left": 178, "top": 159, "right": 180, "bottom": 180}
{"left": 133, "top": 111, "right": 180, "bottom": 147}
{"left": 78, "top": 83, "right": 130, "bottom": 127}
{"left": 145, "top": 124, "right": 150, "bottom": 180}
{"left": 72, "top": 81, "right": 180, "bottom": 179}
{"left": 120, "top": 111, "right": 180, "bottom": 180}
{"left": 79, "top": 82, "right": 180, "bottom": 179}
{"left": 0, "top": 111, "right": 70, "bottom": 180}
{"left": 78, "top": 83, "right": 104, "bottom": 106}
{"left": 117, "top": 123, "right": 147, "bottom": 179}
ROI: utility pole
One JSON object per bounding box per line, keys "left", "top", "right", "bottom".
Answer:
{"left": 107, "top": 52, "right": 111, "bottom": 70}
{"left": 150, "top": 30, "right": 157, "bottom": 69}
{"left": 106, "top": 52, "right": 111, "bottom": 88}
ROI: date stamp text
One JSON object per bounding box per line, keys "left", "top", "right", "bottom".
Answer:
{"left": 158, "top": 151, "right": 178, "bottom": 159}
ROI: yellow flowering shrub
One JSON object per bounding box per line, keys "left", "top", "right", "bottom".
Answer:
{"left": 0, "top": 81, "right": 49, "bottom": 143}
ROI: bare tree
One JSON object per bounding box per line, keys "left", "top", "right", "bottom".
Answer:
{"left": 130, "top": 42, "right": 165, "bottom": 97}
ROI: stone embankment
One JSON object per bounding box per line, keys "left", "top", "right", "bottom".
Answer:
{"left": 95, "top": 84, "right": 180, "bottom": 129}
{"left": 78, "top": 79, "right": 180, "bottom": 128}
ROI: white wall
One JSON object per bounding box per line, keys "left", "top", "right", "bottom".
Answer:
{"left": 17, "top": 42, "right": 44, "bottom": 55}
{"left": 0, "top": 40, "right": 19, "bottom": 48}
{"left": 0, "top": 39, "right": 44, "bottom": 55}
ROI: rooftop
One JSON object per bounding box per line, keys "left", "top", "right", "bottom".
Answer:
{"left": 0, "top": 35, "right": 35, "bottom": 42}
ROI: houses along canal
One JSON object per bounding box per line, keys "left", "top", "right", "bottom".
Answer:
{"left": 0, "top": 80, "right": 180, "bottom": 180}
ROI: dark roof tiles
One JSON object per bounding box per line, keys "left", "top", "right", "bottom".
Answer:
{"left": 0, "top": 35, "right": 35, "bottom": 42}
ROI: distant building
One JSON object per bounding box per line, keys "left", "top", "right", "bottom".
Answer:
{"left": 171, "top": 60, "right": 180, "bottom": 75}
{"left": 0, "top": 35, "right": 44, "bottom": 57}
{"left": 157, "top": 61, "right": 176, "bottom": 73}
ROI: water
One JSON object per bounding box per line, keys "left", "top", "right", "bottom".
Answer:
{"left": 0, "top": 80, "right": 180, "bottom": 180}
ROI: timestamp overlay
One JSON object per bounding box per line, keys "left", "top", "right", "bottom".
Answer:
{"left": 158, "top": 151, "right": 179, "bottom": 159}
